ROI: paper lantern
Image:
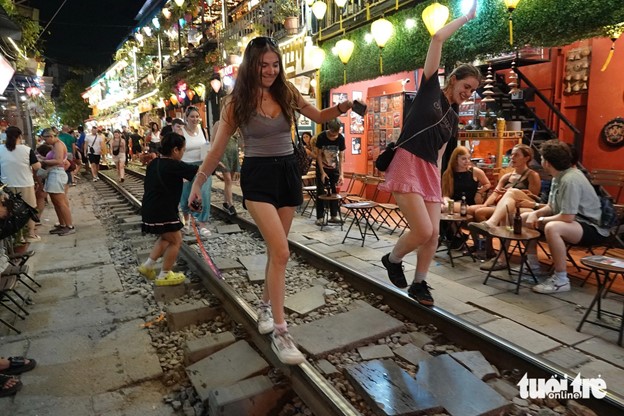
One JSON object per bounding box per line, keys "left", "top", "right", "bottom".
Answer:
{"left": 312, "top": 1, "right": 327, "bottom": 20}
{"left": 422, "top": 2, "right": 449, "bottom": 36}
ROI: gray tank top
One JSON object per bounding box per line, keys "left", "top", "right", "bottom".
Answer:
{"left": 239, "top": 112, "right": 293, "bottom": 157}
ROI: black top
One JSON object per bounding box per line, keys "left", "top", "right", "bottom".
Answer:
{"left": 130, "top": 134, "right": 142, "bottom": 148}
{"left": 142, "top": 157, "right": 198, "bottom": 224}
{"left": 452, "top": 170, "right": 479, "bottom": 205}
{"left": 398, "top": 73, "right": 458, "bottom": 166}
{"left": 315, "top": 131, "right": 346, "bottom": 171}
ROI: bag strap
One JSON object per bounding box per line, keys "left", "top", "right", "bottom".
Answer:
{"left": 394, "top": 105, "right": 453, "bottom": 150}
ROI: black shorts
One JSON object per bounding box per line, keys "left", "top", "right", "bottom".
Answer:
{"left": 578, "top": 221, "right": 608, "bottom": 246}
{"left": 88, "top": 154, "right": 101, "bottom": 165}
{"left": 240, "top": 154, "right": 302, "bottom": 209}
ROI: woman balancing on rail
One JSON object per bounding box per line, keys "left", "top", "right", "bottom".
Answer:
{"left": 379, "top": 0, "right": 481, "bottom": 306}
{"left": 188, "top": 36, "right": 353, "bottom": 365}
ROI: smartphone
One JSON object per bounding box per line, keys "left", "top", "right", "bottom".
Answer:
{"left": 352, "top": 100, "right": 367, "bottom": 117}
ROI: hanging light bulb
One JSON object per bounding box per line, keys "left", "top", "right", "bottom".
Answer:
{"left": 162, "top": 8, "right": 171, "bottom": 19}
{"left": 143, "top": 26, "right": 152, "bottom": 37}
{"left": 174, "top": 0, "right": 185, "bottom": 7}
{"left": 135, "top": 32, "right": 144, "bottom": 46}
{"left": 422, "top": 2, "right": 449, "bottom": 36}
{"left": 312, "top": 1, "right": 327, "bottom": 20}
{"left": 152, "top": 17, "right": 160, "bottom": 30}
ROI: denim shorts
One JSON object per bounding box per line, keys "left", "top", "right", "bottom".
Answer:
{"left": 44, "top": 167, "right": 68, "bottom": 194}
{"left": 240, "top": 154, "right": 302, "bottom": 209}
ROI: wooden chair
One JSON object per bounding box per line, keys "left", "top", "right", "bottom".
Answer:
{"left": 589, "top": 169, "right": 624, "bottom": 204}
{"left": 371, "top": 186, "right": 407, "bottom": 235}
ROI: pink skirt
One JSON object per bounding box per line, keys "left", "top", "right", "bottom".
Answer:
{"left": 378, "top": 148, "right": 442, "bottom": 203}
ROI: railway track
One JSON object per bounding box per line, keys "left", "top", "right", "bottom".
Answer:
{"left": 94, "top": 166, "right": 624, "bottom": 416}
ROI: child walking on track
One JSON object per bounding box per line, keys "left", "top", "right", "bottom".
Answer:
{"left": 138, "top": 133, "right": 198, "bottom": 286}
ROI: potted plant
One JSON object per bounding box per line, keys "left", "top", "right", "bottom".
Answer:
{"left": 272, "top": 0, "right": 300, "bottom": 35}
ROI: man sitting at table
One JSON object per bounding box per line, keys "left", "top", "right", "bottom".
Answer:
{"left": 314, "top": 119, "right": 345, "bottom": 226}
{"left": 523, "top": 140, "right": 609, "bottom": 294}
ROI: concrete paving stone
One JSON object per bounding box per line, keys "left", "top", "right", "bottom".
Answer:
{"left": 289, "top": 303, "right": 404, "bottom": 356}
{"left": 541, "top": 347, "right": 591, "bottom": 369}
{"left": 306, "top": 242, "right": 344, "bottom": 255}
{"left": 405, "top": 331, "right": 434, "bottom": 348}
{"left": 186, "top": 340, "right": 270, "bottom": 403}
{"left": 76, "top": 263, "right": 124, "bottom": 297}
{"left": 216, "top": 224, "right": 242, "bottom": 234}
{"left": 339, "top": 245, "right": 384, "bottom": 262}
{"left": 394, "top": 343, "right": 432, "bottom": 366}
{"left": 246, "top": 269, "right": 265, "bottom": 283}
{"left": 345, "top": 359, "right": 444, "bottom": 415}
{"left": 541, "top": 303, "right": 617, "bottom": 341}
{"left": 23, "top": 319, "right": 161, "bottom": 395}
{"left": 284, "top": 285, "right": 326, "bottom": 315}
{"left": 486, "top": 378, "right": 521, "bottom": 401}
{"left": 367, "top": 238, "right": 396, "bottom": 249}
{"left": 576, "top": 359, "right": 624, "bottom": 397}
{"left": 574, "top": 337, "right": 624, "bottom": 370}
{"left": 450, "top": 350, "right": 498, "bottom": 381}
{"left": 316, "top": 359, "right": 340, "bottom": 376}
{"left": 358, "top": 344, "right": 394, "bottom": 360}
{"left": 339, "top": 255, "right": 382, "bottom": 273}
{"left": 19, "top": 292, "right": 147, "bottom": 336}
{"left": 325, "top": 250, "right": 351, "bottom": 259}
{"left": 238, "top": 254, "right": 266, "bottom": 271}
{"left": 184, "top": 331, "right": 237, "bottom": 365}
{"left": 6, "top": 394, "right": 94, "bottom": 416}
{"left": 166, "top": 301, "right": 221, "bottom": 331}
{"left": 494, "top": 290, "right": 572, "bottom": 314}
{"left": 415, "top": 354, "right": 511, "bottom": 416}
{"left": 91, "top": 381, "right": 175, "bottom": 416}
{"left": 458, "top": 309, "right": 500, "bottom": 326}
{"left": 470, "top": 296, "right": 593, "bottom": 345}
{"left": 207, "top": 375, "right": 286, "bottom": 416}
{"left": 122, "top": 215, "right": 143, "bottom": 223}
{"left": 213, "top": 256, "right": 243, "bottom": 271}
{"left": 480, "top": 318, "right": 562, "bottom": 354}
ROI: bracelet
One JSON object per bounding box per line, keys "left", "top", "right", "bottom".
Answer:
{"left": 196, "top": 171, "right": 209, "bottom": 181}
{"left": 337, "top": 102, "right": 346, "bottom": 114}
{"left": 463, "top": 15, "right": 469, "bottom": 24}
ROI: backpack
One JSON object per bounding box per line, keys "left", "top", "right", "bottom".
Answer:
{"left": 599, "top": 196, "right": 618, "bottom": 229}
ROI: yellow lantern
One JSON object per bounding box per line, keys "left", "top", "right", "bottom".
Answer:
{"left": 311, "top": 1, "right": 327, "bottom": 20}
{"left": 310, "top": 46, "right": 326, "bottom": 70}
{"left": 335, "top": 39, "right": 354, "bottom": 84}
{"left": 602, "top": 25, "right": 623, "bottom": 71}
{"left": 504, "top": 0, "right": 522, "bottom": 45}
{"left": 170, "top": 94, "right": 178, "bottom": 105}
{"left": 162, "top": 8, "right": 171, "bottom": 19}
{"left": 422, "top": 2, "right": 449, "bottom": 37}
{"left": 335, "top": 0, "right": 347, "bottom": 7}
{"left": 174, "top": 0, "right": 185, "bottom": 7}
{"left": 371, "top": 18, "right": 393, "bottom": 74}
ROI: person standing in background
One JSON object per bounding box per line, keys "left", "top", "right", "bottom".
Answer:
{"left": 314, "top": 119, "right": 345, "bottom": 226}
{"left": 83, "top": 126, "right": 103, "bottom": 181}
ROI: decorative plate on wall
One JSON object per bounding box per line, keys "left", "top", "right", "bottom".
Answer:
{"left": 601, "top": 117, "right": 624, "bottom": 148}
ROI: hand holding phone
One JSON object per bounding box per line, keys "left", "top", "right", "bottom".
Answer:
{"left": 352, "top": 100, "right": 367, "bottom": 117}
{"left": 190, "top": 199, "right": 202, "bottom": 211}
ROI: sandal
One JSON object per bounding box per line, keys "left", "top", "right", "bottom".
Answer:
{"left": 0, "top": 357, "right": 37, "bottom": 375}
{"left": 154, "top": 271, "right": 186, "bottom": 287}
{"left": 0, "top": 375, "right": 22, "bottom": 397}
{"left": 26, "top": 235, "right": 41, "bottom": 242}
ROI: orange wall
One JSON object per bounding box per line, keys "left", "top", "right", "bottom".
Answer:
{"left": 329, "top": 71, "right": 415, "bottom": 174}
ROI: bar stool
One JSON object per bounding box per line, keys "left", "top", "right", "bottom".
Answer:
{"left": 301, "top": 185, "right": 317, "bottom": 218}
{"left": 341, "top": 201, "right": 379, "bottom": 247}
{"left": 437, "top": 213, "right": 476, "bottom": 267}
{"left": 483, "top": 226, "right": 541, "bottom": 294}
{"left": 317, "top": 193, "right": 343, "bottom": 231}
{"left": 576, "top": 255, "right": 624, "bottom": 346}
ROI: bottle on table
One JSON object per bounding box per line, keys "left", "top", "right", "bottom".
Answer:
{"left": 513, "top": 206, "right": 523, "bottom": 234}
{"left": 460, "top": 193, "right": 467, "bottom": 217}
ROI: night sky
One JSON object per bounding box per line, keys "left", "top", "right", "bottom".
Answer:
{"left": 29, "top": 0, "right": 146, "bottom": 71}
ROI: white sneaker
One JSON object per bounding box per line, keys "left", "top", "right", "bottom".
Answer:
{"left": 199, "top": 227, "right": 211, "bottom": 238}
{"left": 257, "top": 305, "right": 274, "bottom": 335}
{"left": 532, "top": 276, "right": 571, "bottom": 294}
{"left": 271, "top": 331, "right": 305, "bottom": 365}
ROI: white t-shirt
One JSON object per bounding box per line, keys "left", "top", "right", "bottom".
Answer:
{"left": 0, "top": 144, "right": 37, "bottom": 187}
{"left": 85, "top": 134, "right": 103, "bottom": 155}
{"left": 182, "top": 126, "right": 209, "bottom": 163}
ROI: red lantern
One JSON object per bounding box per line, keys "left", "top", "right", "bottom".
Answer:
{"left": 187, "top": 90, "right": 195, "bottom": 101}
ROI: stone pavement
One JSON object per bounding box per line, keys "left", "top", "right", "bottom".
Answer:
{"left": 0, "top": 182, "right": 173, "bottom": 415}
{"left": 213, "top": 179, "right": 624, "bottom": 399}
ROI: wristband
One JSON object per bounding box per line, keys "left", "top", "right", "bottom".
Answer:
{"left": 464, "top": 15, "right": 469, "bottom": 24}
{"left": 196, "top": 171, "right": 209, "bottom": 181}
{"left": 337, "top": 102, "right": 346, "bottom": 114}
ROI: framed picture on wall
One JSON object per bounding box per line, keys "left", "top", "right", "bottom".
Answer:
{"left": 352, "top": 137, "right": 361, "bottom": 155}
{"left": 332, "top": 92, "right": 348, "bottom": 105}
{"left": 352, "top": 91, "right": 362, "bottom": 101}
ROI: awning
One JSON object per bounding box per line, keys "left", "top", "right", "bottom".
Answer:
{"left": 0, "top": 5, "right": 22, "bottom": 41}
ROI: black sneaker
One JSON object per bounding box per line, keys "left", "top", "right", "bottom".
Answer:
{"left": 228, "top": 205, "right": 237, "bottom": 216}
{"left": 408, "top": 281, "right": 434, "bottom": 306}
{"left": 381, "top": 253, "right": 407, "bottom": 288}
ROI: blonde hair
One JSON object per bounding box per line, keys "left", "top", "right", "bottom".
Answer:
{"left": 441, "top": 146, "right": 470, "bottom": 197}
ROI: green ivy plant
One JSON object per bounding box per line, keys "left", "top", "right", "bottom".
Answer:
{"left": 319, "top": 0, "right": 624, "bottom": 91}
{"left": 0, "top": 0, "right": 43, "bottom": 71}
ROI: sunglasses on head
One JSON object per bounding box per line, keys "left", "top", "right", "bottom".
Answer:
{"left": 249, "top": 37, "right": 277, "bottom": 48}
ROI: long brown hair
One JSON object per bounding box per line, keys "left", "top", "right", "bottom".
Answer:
{"left": 229, "top": 37, "right": 298, "bottom": 128}
{"left": 5, "top": 126, "right": 21, "bottom": 151}
{"left": 441, "top": 146, "right": 471, "bottom": 197}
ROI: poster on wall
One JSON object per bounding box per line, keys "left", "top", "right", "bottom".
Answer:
{"left": 352, "top": 137, "right": 361, "bottom": 155}
{"left": 332, "top": 92, "right": 348, "bottom": 105}
{"left": 350, "top": 111, "right": 364, "bottom": 134}
{"left": 352, "top": 91, "right": 362, "bottom": 102}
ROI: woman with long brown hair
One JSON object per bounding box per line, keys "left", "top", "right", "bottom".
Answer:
{"left": 187, "top": 36, "right": 353, "bottom": 365}
{"left": 441, "top": 145, "right": 490, "bottom": 212}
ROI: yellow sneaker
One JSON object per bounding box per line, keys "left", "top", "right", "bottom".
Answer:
{"left": 138, "top": 264, "right": 157, "bottom": 280}
{"left": 154, "top": 271, "right": 186, "bottom": 286}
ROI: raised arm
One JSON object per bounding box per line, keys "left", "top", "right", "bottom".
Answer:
{"left": 423, "top": 0, "right": 476, "bottom": 80}
{"left": 296, "top": 87, "right": 353, "bottom": 124}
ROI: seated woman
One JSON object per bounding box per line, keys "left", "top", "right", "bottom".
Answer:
{"left": 441, "top": 145, "right": 491, "bottom": 213}
{"left": 468, "top": 143, "right": 542, "bottom": 266}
